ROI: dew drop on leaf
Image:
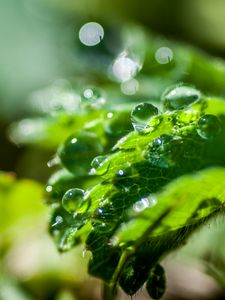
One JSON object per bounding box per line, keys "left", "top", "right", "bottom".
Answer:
{"left": 162, "top": 85, "right": 201, "bottom": 111}
{"left": 131, "top": 103, "right": 158, "bottom": 131}
{"left": 58, "top": 132, "right": 103, "bottom": 175}
{"left": 90, "top": 155, "right": 109, "bottom": 175}
{"left": 197, "top": 114, "right": 221, "bottom": 140}
{"left": 62, "top": 188, "right": 85, "bottom": 213}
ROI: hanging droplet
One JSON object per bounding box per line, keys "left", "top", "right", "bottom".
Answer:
{"left": 146, "top": 264, "right": 166, "bottom": 300}
{"left": 162, "top": 85, "right": 201, "bottom": 111}
{"left": 80, "top": 87, "right": 106, "bottom": 109}
{"left": 131, "top": 103, "right": 158, "bottom": 131}
{"left": 58, "top": 131, "right": 103, "bottom": 175}
{"left": 146, "top": 134, "right": 183, "bottom": 168}
{"left": 90, "top": 155, "right": 110, "bottom": 175}
{"left": 62, "top": 188, "right": 85, "bottom": 214}
{"left": 197, "top": 114, "right": 221, "bottom": 140}
{"left": 133, "top": 194, "right": 157, "bottom": 212}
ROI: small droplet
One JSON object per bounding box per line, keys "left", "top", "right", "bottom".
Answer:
{"left": 79, "top": 22, "right": 104, "bottom": 46}
{"left": 90, "top": 155, "right": 109, "bottom": 175}
{"left": 155, "top": 47, "right": 173, "bottom": 64}
{"left": 52, "top": 215, "right": 64, "bottom": 228}
{"left": 147, "top": 134, "right": 183, "bottom": 168}
{"left": 162, "top": 85, "right": 201, "bottom": 111}
{"left": 197, "top": 114, "right": 221, "bottom": 140}
{"left": 62, "top": 188, "right": 85, "bottom": 214}
{"left": 131, "top": 103, "right": 158, "bottom": 131}
{"left": 80, "top": 87, "right": 105, "bottom": 109}
{"left": 104, "top": 110, "right": 133, "bottom": 137}
{"left": 133, "top": 195, "right": 157, "bottom": 212}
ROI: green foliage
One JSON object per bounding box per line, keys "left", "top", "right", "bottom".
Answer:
{"left": 8, "top": 25, "right": 225, "bottom": 299}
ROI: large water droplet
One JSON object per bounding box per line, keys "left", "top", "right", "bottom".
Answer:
{"left": 104, "top": 110, "right": 132, "bottom": 137}
{"left": 197, "top": 114, "right": 221, "bottom": 140}
{"left": 131, "top": 103, "right": 158, "bottom": 131}
{"left": 147, "top": 134, "right": 183, "bottom": 168}
{"left": 58, "top": 131, "right": 103, "bottom": 175}
{"left": 80, "top": 87, "right": 105, "bottom": 109}
{"left": 62, "top": 188, "right": 86, "bottom": 214}
{"left": 162, "top": 85, "right": 201, "bottom": 111}
{"left": 133, "top": 194, "right": 157, "bottom": 212}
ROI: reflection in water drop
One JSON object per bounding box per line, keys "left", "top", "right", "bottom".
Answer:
{"left": 131, "top": 103, "right": 158, "bottom": 131}
{"left": 121, "top": 79, "right": 139, "bottom": 95}
{"left": 62, "top": 188, "right": 85, "bottom": 214}
{"left": 79, "top": 22, "right": 104, "bottom": 46}
{"left": 90, "top": 155, "right": 109, "bottom": 175}
{"left": 133, "top": 194, "right": 157, "bottom": 212}
{"left": 155, "top": 47, "right": 173, "bottom": 64}
{"left": 112, "top": 52, "right": 140, "bottom": 82}
{"left": 197, "top": 114, "right": 221, "bottom": 140}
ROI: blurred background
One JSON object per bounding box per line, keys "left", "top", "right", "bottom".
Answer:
{"left": 1, "top": 0, "right": 225, "bottom": 299}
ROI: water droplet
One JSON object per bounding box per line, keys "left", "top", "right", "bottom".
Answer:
{"left": 79, "top": 22, "right": 104, "bottom": 46}
{"left": 162, "top": 85, "right": 201, "bottom": 111}
{"left": 80, "top": 87, "right": 106, "bottom": 109}
{"left": 155, "top": 47, "right": 173, "bottom": 64}
{"left": 62, "top": 188, "right": 85, "bottom": 214}
{"left": 131, "top": 103, "right": 158, "bottom": 131}
{"left": 46, "top": 185, "right": 53, "bottom": 193}
{"left": 121, "top": 78, "right": 139, "bottom": 95}
{"left": 147, "top": 134, "right": 183, "bottom": 168}
{"left": 112, "top": 52, "right": 141, "bottom": 82}
{"left": 104, "top": 110, "right": 133, "bottom": 136}
{"left": 118, "top": 169, "right": 125, "bottom": 176}
{"left": 197, "top": 114, "right": 221, "bottom": 140}
{"left": 90, "top": 155, "right": 109, "bottom": 175}
{"left": 58, "top": 131, "right": 103, "bottom": 175}
{"left": 133, "top": 194, "right": 157, "bottom": 212}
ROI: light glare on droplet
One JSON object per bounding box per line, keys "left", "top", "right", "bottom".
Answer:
{"left": 79, "top": 22, "right": 104, "bottom": 46}
{"left": 112, "top": 55, "right": 140, "bottom": 82}
{"left": 83, "top": 88, "right": 94, "bottom": 99}
{"left": 121, "top": 78, "right": 139, "bottom": 95}
{"left": 133, "top": 195, "right": 157, "bottom": 212}
{"left": 155, "top": 47, "right": 173, "bottom": 64}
